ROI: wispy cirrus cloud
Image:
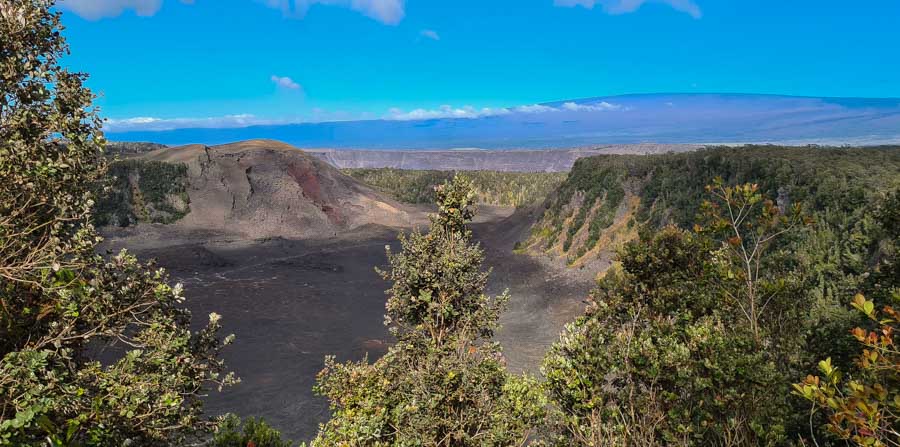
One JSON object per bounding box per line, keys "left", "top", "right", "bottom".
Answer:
{"left": 554, "top": 0, "right": 702, "bottom": 19}
{"left": 419, "top": 29, "right": 440, "bottom": 41}
{"left": 261, "top": 0, "right": 405, "bottom": 25}
{"left": 271, "top": 75, "right": 302, "bottom": 90}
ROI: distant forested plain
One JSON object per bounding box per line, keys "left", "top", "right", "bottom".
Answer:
{"left": 342, "top": 168, "right": 567, "bottom": 208}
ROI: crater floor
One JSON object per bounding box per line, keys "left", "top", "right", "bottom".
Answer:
{"left": 99, "top": 206, "right": 593, "bottom": 441}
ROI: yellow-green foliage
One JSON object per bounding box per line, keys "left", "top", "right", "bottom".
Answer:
{"left": 94, "top": 159, "right": 190, "bottom": 227}
{"left": 343, "top": 168, "right": 566, "bottom": 208}
{"left": 795, "top": 294, "right": 900, "bottom": 447}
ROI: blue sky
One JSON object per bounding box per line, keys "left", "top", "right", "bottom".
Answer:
{"left": 56, "top": 0, "right": 900, "bottom": 131}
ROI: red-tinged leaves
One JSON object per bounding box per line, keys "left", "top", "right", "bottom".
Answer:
{"left": 796, "top": 294, "right": 899, "bottom": 446}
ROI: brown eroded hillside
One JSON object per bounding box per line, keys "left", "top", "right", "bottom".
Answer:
{"left": 138, "top": 139, "right": 418, "bottom": 239}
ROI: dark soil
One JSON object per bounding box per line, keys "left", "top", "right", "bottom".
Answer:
{"left": 100, "top": 207, "right": 593, "bottom": 442}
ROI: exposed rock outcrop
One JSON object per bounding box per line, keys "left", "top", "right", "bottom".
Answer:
{"left": 140, "top": 140, "right": 416, "bottom": 239}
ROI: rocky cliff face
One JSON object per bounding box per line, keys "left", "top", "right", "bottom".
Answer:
{"left": 522, "top": 146, "right": 900, "bottom": 276}
{"left": 139, "top": 140, "right": 416, "bottom": 239}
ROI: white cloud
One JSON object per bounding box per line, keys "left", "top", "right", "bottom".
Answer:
{"left": 384, "top": 102, "right": 627, "bottom": 120}
{"left": 553, "top": 0, "right": 702, "bottom": 19}
{"left": 271, "top": 75, "right": 301, "bottom": 90}
{"left": 420, "top": 29, "right": 440, "bottom": 41}
{"left": 513, "top": 104, "right": 559, "bottom": 114}
{"left": 262, "top": 0, "right": 405, "bottom": 25}
{"left": 386, "top": 105, "right": 508, "bottom": 121}
{"left": 561, "top": 101, "right": 622, "bottom": 111}
{"left": 57, "top": 0, "right": 164, "bottom": 19}
{"left": 105, "top": 114, "right": 283, "bottom": 132}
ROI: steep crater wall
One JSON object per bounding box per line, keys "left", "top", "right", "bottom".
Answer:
{"left": 524, "top": 145, "right": 900, "bottom": 273}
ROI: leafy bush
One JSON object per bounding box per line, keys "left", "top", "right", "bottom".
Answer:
{"left": 212, "top": 414, "right": 294, "bottom": 447}
{"left": 794, "top": 294, "right": 900, "bottom": 447}
{"left": 543, "top": 227, "right": 792, "bottom": 446}
{"left": 0, "top": 2, "right": 235, "bottom": 444}
{"left": 793, "top": 191, "right": 900, "bottom": 447}
{"left": 542, "top": 183, "right": 814, "bottom": 446}
{"left": 312, "top": 176, "right": 545, "bottom": 446}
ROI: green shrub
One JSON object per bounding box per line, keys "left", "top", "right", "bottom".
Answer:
{"left": 0, "top": 3, "right": 235, "bottom": 444}
{"left": 311, "top": 176, "right": 544, "bottom": 446}
{"left": 212, "top": 415, "right": 293, "bottom": 447}
{"left": 542, "top": 182, "right": 814, "bottom": 446}
{"left": 794, "top": 294, "right": 900, "bottom": 447}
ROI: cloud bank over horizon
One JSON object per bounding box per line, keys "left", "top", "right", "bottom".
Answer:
{"left": 103, "top": 94, "right": 900, "bottom": 149}
{"left": 103, "top": 99, "right": 628, "bottom": 132}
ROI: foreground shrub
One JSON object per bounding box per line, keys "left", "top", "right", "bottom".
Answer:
{"left": 212, "top": 414, "right": 294, "bottom": 447}
{"left": 0, "top": 1, "right": 235, "bottom": 444}
{"left": 543, "top": 228, "right": 790, "bottom": 446}
{"left": 542, "top": 182, "right": 809, "bottom": 446}
{"left": 794, "top": 294, "right": 900, "bottom": 446}
{"left": 312, "top": 176, "right": 545, "bottom": 446}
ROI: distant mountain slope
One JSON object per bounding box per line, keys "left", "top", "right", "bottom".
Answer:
{"left": 135, "top": 140, "right": 416, "bottom": 238}
{"left": 107, "top": 93, "right": 900, "bottom": 148}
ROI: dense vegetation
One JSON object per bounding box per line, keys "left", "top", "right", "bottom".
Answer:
{"left": 94, "top": 159, "right": 191, "bottom": 227}
{"left": 104, "top": 141, "right": 167, "bottom": 158}
{"left": 343, "top": 167, "right": 566, "bottom": 207}
{"left": 531, "top": 146, "right": 900, "bottom": 261}
{"left": 0, "top": 2, "right": 235, "bottom": 444}
{"left": 533, "top": 148, "right": 899, "bottom": 446}
{"left": 212, "top": 415, "right": 295, "bottom": 447}
{"left": 539, "top": 178, "right": 898, "bottom": 446}
{"left": 3, "top": 2, "right": 898, "bottom": 446}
